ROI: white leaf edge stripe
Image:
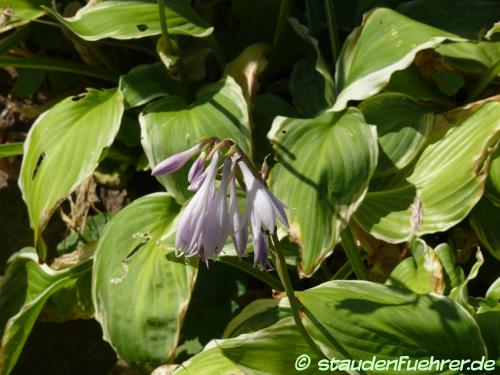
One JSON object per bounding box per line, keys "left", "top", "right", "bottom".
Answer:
{"left": 18, "top": 88, "right": 124, "bottom": 230}
{"left": 44, "top": 2, "right": 213, "bottom": 41}
{"left": 331, "top": 36, "right": 464, "bottom": 111}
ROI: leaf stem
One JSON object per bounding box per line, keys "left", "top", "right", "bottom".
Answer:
{"left": 207, "top": 34, "right": 226, "bottom": 69}
{"left": 305, "top": 0, "right": 320, "bottom": 38}
{"left": 323, "top": 0, "right": 340, "bottom": 64}
{"left": 0, "top": 25, "right": 31, "bottom": 55}
{"left": 341, "top": 226, "right": 368, "bottom": 280}
{"left": 270, "top": 233, "right": 324, "bottom": 358}
{"left": 466, "top": 59, "right": 500, "bottom": 102}
{"left": 157, "top": 0, "right": 191, "bottom": 100}
{"left": 273, "top": 0, "right": 290, "bottom": 49}
{"left": 0, "top": 56, "right": 118, "bottom": 82}
{"left": 330, "top": 260, "right": 353, "bottom": 280}
{"left": 218, "top": 255, "right": 283, "bottom": 291}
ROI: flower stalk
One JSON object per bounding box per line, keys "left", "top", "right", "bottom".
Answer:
{"left": 269, "top": 233, "right": 324, "bottom": 358}
{"left": 157, "top": 0, "right": 191, "bottom": 100}
{"left": 341, "top": 226, "right": 368, "bottom": 280}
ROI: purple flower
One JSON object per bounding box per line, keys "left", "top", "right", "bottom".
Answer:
{"left": 175, "top": 152, "right": 219, "bottom": 257}
{"left": 166, "top": 140, "right": 289, "bottom": 269}
{"left": 188, "top": 154, "right": 205, "bottom": 183}
{"left": 228, "top": 166, "right": 248, "bottom": 258}
{"left": 187, "top": 171, "right": 207, "bottom": 192}
{"left": 201, "top": 158, "right": 231, "bottom": 259}
{"left": 237, "top": 156, "right": 288, "bottom": 267}
{"left": 152, "top": 143, "right": 202, "bottom": 176}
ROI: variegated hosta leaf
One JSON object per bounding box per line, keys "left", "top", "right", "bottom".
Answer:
{"left": 297, "top": 280, "right": 487, "bottom": 374}
{"left": 470, "top": 197, "right": 500, "bottom": 260}
{"left": 288, "top": 18, "right": 335, "bottom": 116}
{"left": 435, "top": 41, "right": 500, "bottom": 76}
{"left": 0, "top": 0, "right": 49, "bottom": 33}
{"left": 19, "top": 88, "right": 124, "bottom": 236}
{"left": 387, "top": 239, "right": 464, "bottom": 294}
{"left": 476, "top": 279, "right": 500, "bottom": 367}
{"left": 0, "top": 248, "right": 91, "bottom": 375}
{"left": 119, "top": 63, "right": 183, "bottom": 108}
{"left": 383, "top": 65, "right": 452, "bottom": 105}
{"left": 225, "top": 43, "right": 270, "bottom": 103}
{"left": 173, "top": 318, "right": 321, "bottom": 375}
{"left": 92, "top": 193, "right": 197, "bottom": 366}
{"left": 268, "top": 108, "right": 378, "bottom": 277}
{"left": 176, "top": 281, "right": 486, "bottom": 375}
{"left": 222, "top": 298, "right": 290, "bottom": 338}
{"left": 45, "top": 0, "right": 212, "bottom": 41}
{"left": 140, "top": 76, "right": 251, "bottom": 203}
{"left": 359, "top": 93, "right": 435, "bottom": 176}
{"left": 332, "top": 8, "right": 463, "bottom": 111}
{"left": 355, "top": 101, "right": 500, "bottom": 243}
{"left": 486, "top": 147, "right": 500, "bottom": 205}
{"left": 397, "top": 0, "right": 500, "bottom": 39}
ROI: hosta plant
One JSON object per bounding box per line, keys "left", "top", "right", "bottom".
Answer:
{"left": 0, "top": 0, "right": 499, "bottom": 374}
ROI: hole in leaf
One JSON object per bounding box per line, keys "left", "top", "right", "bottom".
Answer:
{"left": 72, "top": 94, "right": 86, "bottom": 102}
{"left": 32, "top": 152, "right": 45, "bottom": 180}
{"left": 124, "top": 243, "right": 144, "bottom": 262}
{"left": 124, "top": 233, "right": 151, "bottom": 262}
{"left": 136, "top": 24, "right": 148, "bottom": 32}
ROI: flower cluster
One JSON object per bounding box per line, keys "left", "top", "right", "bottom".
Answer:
{"left": 152, "top": 140, "right": 288, "bottom": 268}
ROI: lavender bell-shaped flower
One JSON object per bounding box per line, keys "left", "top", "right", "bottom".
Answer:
{"left": 201, "top": 158, "right": 231, "bottom": 260}
{"left": 175, "top": 152, "right": 220, "bottom": 258}
{"left": 188, "top": 153, "right": 205, "bottom": 182}
{"left": 237, "top": 156, "right": 288, "bottom": 267}
{"left": 152, "top": 143, "right": 202, "bottom": 176}
{"left": 228, "top": 166, "right": 248, "bottom": 258}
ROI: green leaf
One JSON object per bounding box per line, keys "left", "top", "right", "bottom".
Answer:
{"left": 333, "top": 8, "right": 463, "bottom": 111}
{"left": 386, "top": 239, "right": 436, "bottom": 293}
{"left": 429, "top": 71, "right": 465, "bottom": 96}
{"left": 387, "top": 239, "right": 464, "bottom": 294}
{"left": 175, "top": 318, "right": 321, "bottom": 375}
{"left": 140, "top": 76, "right": 251, "bottom": 203}
{"left": 470, "top": 197, "right": 500, "bottom": 260}
{"left": 397, "top": 0, "right": 500, "bottom": 39}
{"left": 0, "top": 248, "right": 91, "bottom": 375}
{"left": 383, "top": 65, "right": 452, "bottom": 104}
{"left": 297, "top": 280, "right": 487, "bottom": 373}
{"left": 56, "top": 213, "right": 112, "bottom": 255}
{"left": 46, "top": 0, "right": 212, "bottom": 41}
{"left": 435, "top": 41, "right": 500, "bottom": 76}
{"left": 486, "top": 147, "right": 500, "bottom": 205}
{"left": 476, "top": 278, "right": 500, "bottom": 367}
{"left": 222, "top": 298, "right": 290, "bottom": 338}
{"left": 14, "top": 69, "right": 45, "bottom": 98}
{"left": 225, "top": 43, "right": 270, "bottom": 103}
{"left": 0, "top": 0, "right": 49, "bottom": 33}
{"left": 0, "top": 24, "right": 31, "bottom": 55}
{"left": 449, "top": 249, "right": 484, "bottom": 314}
{"left": 268, "top": 107, "right": 378, "bottom": 277}
{"left": 19, "top": 88, "right": 124, "bottom": 236}
{"left": 0, "top": 56, "right": 118, "bottom": 82}
{"left": 252, "top": 94, "right": 298, "bottom": 163}
{"left": 119, "top": 63, "right": 183, "bottom": 108}
{"left": 288, "top": 18, "right": 335, "bottom": 116}
{"left": 355, "top": 101, "right": 500, "bottom": 243}
{"left": 0, "top": 142, "right": 23, "bottom": 158}
{"left": 92, "top": 193, "right": 197, "bottom": 367}
{"left": 359, "top": 93, "right": 434, "bottom": 176}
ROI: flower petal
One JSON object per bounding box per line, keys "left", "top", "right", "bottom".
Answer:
{"left": 188, "top": 154, "right": 205, "bottom": 182}
{"left": 152, "top": 143, "right": 201, "bottom": 176}
{"left": 229, "top": 173, "right": 248, "bottom": 257}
